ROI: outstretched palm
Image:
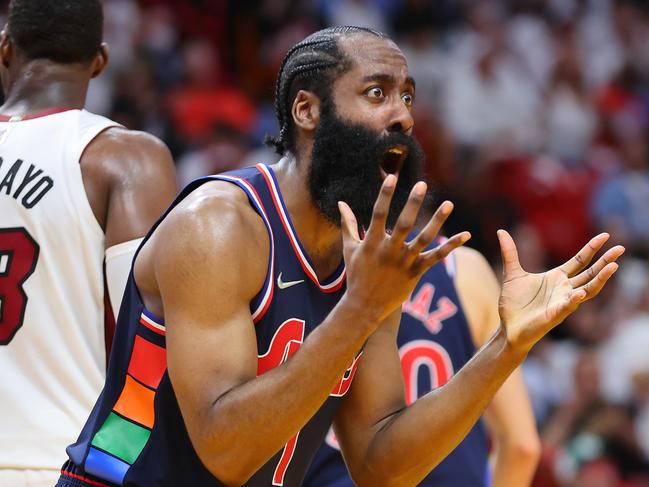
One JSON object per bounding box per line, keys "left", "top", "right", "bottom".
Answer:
{"left": 497, "top": 230, "right": 624, "bottom": 354}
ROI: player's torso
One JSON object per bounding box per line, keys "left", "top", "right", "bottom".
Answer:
{"left": 62, "top": 164, "right": 358, "bottom": 487}
{"left": 304, "top": 252, "right": 489, "bottom": 487}
{"left": 0, "top": 108, "right": 118, "bottom": 470}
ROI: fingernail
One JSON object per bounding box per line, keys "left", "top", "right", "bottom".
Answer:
{"left": 385, "top": 175, "right": 396, "bottom": 188}
{"left": 415, "top": 182, "right": 426, "bottom": 195}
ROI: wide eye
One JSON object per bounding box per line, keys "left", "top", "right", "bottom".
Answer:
{"left": 366, "top": 87, "right": 384, "bottom": 99}
{"left": 402, "top": 92, "right": 414, "bottom": 107}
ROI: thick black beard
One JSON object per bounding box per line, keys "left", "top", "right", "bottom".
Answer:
{"left": 308, "top": 102, "right": 424, "bottom": 230}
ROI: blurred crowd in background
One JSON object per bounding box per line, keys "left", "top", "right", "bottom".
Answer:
{"left": 2, "top": 0, "right": 649, "bottom": 485}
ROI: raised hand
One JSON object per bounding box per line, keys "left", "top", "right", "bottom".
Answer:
{"left": 497, "top": 230, "right": 625, "bottom": 355}
{"left": 339, "top": 175, "right": 470, "bottom": 326}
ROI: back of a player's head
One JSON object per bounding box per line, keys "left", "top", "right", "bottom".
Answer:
{"left": 266, "top": 26, "right": 388, "bottom": 156}
{"left": 7, "top": 0, "right": 103, "bottom": 64}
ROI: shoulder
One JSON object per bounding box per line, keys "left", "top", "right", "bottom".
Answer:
{"left": 163, "top": 181, "right": 266, "bottom": 244}
{"left": 80, "top": 127, "right": 176, "bottom": 202}
{"left": 453, "top": 246, "right": 495, "bottom": 281}
{"left": 453, "top": 245, "right": 499, "bottom": 296}
{"left": 90, "top": 127, "right": 170, "bottom": 151}
{"left": 152, "top": 181, "right": 270, "bottom": 299}
{"left": 79, "top": 127, "right": 177, "bottom": 243}
{"left": 81, "top": 127, "right": 174, "bottom": 178}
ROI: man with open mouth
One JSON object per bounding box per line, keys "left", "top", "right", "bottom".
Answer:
{"left": 59, "top": 26, "right": 623, "bottom": 487}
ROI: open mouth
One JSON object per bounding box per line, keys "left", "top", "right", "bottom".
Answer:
{"left": 380, "top": 145, "right": 408, "bottom": 179}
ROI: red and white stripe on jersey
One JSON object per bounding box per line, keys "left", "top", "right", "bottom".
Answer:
{"left": 217, "top": 174, "right": 275, "bottom": 323}
{"left": 257, "top": 164, "right": 346, "bottom": 293}
{"left": 139, "top": 311, "right": 166, "bottom": 336}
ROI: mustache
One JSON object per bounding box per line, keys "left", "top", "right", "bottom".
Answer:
{"left": 376, "top": 131, "right": 415, "bottom": 150}
{"left": 315, "top": 118, "right": 416, "bottom": 157}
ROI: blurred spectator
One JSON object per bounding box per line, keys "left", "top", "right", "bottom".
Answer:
{"left": 176, "top": 123, "right": 250, "bottom": 186}
{"left": 491, "top": 154, "right": 596, "bottom": 262}
{"left": 168, "top": 38, "right": 257, "bottom": 146}
{"left": 600, "top": 282, "right": 649, "bottom": 404}
{"left": 394, "top": 20, "right": 447, "bottom": 109}
{"left": 540, "top": 349, "right": 649, "bottom": 485}
{"left": 139, "top": 5, "right": 184, "bottom": 89}
{"left": 591, "top": 132, "right": 649, "bottom": 255}
{"left": 576, "top": 0, "right": 624, "bottom": 90}
{"left": 544, "top": 23, "right": 597, "bottom": 163}
{"left": 317, "top": 0, "right": 389, "bottom": 32}
{"left": 542, "top": 348, "right": 603, "bottom": 453}
{"left": 611, "top": 0, "right": 649, "bottom": 80}
{"left": 86, "top": 0, "right": 141, "bottom": 114}
{"left": 507, "top": 5, "right": 554, "bottom": 90}
{"left": 442, "top": 2, "right": 543, "bottom": 156}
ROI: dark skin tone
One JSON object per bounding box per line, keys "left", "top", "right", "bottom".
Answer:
{"left": 0, "top": 31, "right": 177, "bottom": 247}
{"left": 134, "top": 34, "right": 623, "bottom": 486}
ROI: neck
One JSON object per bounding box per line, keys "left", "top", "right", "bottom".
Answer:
{"left": 272, "top": 155, "right": 344, "bottom": 278}
{"left": 1, "top": 60, "right": 89, "bottom": 116}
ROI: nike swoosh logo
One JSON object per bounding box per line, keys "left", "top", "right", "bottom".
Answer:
{"left": 277, "top": 272, "right": 305, "bottom": 290}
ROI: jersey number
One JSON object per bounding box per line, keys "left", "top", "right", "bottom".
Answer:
{"left": 258, "top": 319, "right": 305, "bottom": 486}
{"left": 326, "top": 340, "right": 454, "bottom": 450}
{"left": 0, "top": 227, "right": 40, "bottom": 345}
{"left": 258, "top": 319, "right": 361, "bottom": 485}
{"left": 400, "top": 340, "right": 454, "bottom": 405}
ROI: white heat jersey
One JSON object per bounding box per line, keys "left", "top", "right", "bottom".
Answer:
{"left": 0, "top": 109, "right": 119, "bottom": 471}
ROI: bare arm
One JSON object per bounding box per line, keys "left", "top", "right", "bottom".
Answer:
{"left": 455, "top": 246, "right": 540, "bottom": 487}
{"left": 335, "top": 309, "right": 522, "bottom": 486}
{"left": 80, "top": 127, "right": 178, "bottom": 248}
{"left": 335, "top": 219, "right": 623, "bottom": 485}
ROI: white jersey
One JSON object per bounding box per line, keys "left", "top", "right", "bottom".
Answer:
{"left": 0, "top": 109, "right": 119, "bottom": 470}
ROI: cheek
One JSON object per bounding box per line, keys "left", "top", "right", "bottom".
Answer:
{"left": 338, "top": 103, "right": 387, "bottom": 132}
{"left": 331, "top": 89, "right": 393, "bottom": 134}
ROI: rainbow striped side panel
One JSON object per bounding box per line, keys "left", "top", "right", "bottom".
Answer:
{"left": 85, "top": 311, "right": 166, "bottom": 485}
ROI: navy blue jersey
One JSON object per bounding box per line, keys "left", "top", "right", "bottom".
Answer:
{"left": 303, "top": 249, "right": 490, "bottom": 487}
{"left": 58, "top": 164, "right": 362, "bottom": 487}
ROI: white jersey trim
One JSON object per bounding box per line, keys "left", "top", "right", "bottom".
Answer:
{"left": 257, "top": 163, "right": 346, "bottom": 293}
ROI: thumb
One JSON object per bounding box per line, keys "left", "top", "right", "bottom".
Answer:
{"left": 497, "top": 229, "right": 524, "bottom": 279}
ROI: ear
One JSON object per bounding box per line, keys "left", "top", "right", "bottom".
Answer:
{"left": 90, "top": 43, "right": 109, "bottom": 78}
{"left": 291, "top": 89, "right": 321, "bottom": 134}
{"left": 0, "top": 29, "right": 12, "bottom": 68}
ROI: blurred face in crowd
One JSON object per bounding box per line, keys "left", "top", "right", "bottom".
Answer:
{"left": 619, "top": 133, "right": 648, "bottom": 171}
{"left": 308, "top": 34, "right": 425, "bottom": 230}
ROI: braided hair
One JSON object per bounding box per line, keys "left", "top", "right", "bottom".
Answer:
{"left": 266, "top": 26, "right": 387, "bottom": 156}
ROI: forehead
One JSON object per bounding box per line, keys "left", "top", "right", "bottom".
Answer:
{"left": 337, "top": 35, "right": 410, "bottom": 83}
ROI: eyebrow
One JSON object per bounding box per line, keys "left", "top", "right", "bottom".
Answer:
{"left": 361, "top": 73, "right": 416, "bottom": 90}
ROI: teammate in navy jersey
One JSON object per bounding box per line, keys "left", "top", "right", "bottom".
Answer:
{"left": 59, "top": 26, "right": 622, "bottom": 487}
{"left": 304, "top": 243, "right": 540, "bottom": 487}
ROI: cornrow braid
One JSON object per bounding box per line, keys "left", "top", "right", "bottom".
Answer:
{"left": 265, "top": 26, "right": 387, "bottom": 156}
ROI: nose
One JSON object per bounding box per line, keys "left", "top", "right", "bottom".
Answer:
{"left": 387, "top": 101, "right": 414, "bottom": 136}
